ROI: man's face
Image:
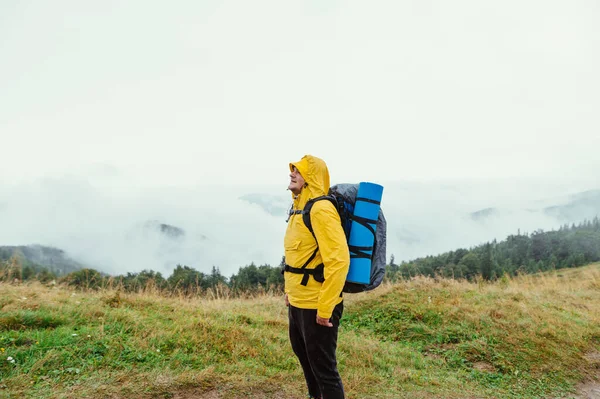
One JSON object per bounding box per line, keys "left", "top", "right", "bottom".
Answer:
{"left": 288, "top": 166, "right": 305, "bottom": 195}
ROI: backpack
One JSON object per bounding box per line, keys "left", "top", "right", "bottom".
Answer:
{"left": 285, "top": 183, "right": 387, "bottom": 293}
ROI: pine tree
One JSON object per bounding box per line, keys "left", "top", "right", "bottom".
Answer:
{"left": 481, "top": 243, "right": 493, "bottom": 280}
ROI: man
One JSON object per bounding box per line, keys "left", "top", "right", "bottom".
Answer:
{"left": 283, "top": 154, "right": 350, "bottom": 399}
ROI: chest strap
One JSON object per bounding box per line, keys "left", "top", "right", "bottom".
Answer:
{"left": 282, "top": 247, "right": 325, "bottom": 285}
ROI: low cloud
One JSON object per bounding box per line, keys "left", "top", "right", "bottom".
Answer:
{"left": 1, "top": 172, "right": 598, "bottom": 277}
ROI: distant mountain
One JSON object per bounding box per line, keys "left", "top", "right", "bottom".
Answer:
{"left": 470, "top": 207, "right": 499, "bottom": 221}
{"left": 0, "top": 245, "right": 85, "bottom": 276}
{"left": 127, "top": 219, "right": 209, "bottom": 242}
{"left": 3, "top": 175, "right": 598, "bottom": 277}
{"left": 0, "top": 220, "right": 203, "bottom": 278}
{"left": 469, "top": 189, "right": 600, "bottom": 225}
{"left": 544, "top": 190, "right": 600, "bottom": 222}
{"left": 143, "top": 220, "right": 187, "bottom": 240}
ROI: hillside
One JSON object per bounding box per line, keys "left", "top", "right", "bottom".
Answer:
{"left": 0, "top": 220, "right": 198, "bottom": 279}
{"left": 0, "top": 245, "right": 84, "bottom": 277}
{"left": 386, "top": 217, "right": 600, "bottom": 284}
{"left": 469, "top": 189, "right": 600, "bottom": 225}
{"left": 1, "top": 264, "right": 599, "bottom": 398}
{"left": 544, "top": 190, "right": 600, "bottom": 222}
{"left": 3, "top": 176, "right": 599, "bottom": 277}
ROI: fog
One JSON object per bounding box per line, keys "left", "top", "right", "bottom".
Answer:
{"left": 2, "top": 1, "right": 600, "bottom": 187}
{"left": 0, "top": 174, "right": 284, "bottom": 276}
{"left": 1, "top": 1, "right": 599, "bottom": 276}
{"left": 1, "top": 171, "right": 598, "bottom": 277}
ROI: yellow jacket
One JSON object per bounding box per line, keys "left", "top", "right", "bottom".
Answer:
{"left": 284, "top": 155, "right": 350, "bottom": 319}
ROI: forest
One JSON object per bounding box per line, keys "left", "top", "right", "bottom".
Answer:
{"left": 2, "top": 218, "right": 600, "bottom": 295}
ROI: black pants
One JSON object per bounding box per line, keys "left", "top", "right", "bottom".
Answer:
{"left": 288, "top": 302, "right": 345, "bottom": 399}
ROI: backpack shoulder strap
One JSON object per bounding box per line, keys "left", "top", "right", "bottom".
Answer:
{"left": 302, "top": 195, "right": 338, "bottom": 237}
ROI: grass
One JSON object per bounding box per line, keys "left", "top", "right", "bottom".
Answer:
{"left": 0, "top": 264, "right": 599, "bottom": 399}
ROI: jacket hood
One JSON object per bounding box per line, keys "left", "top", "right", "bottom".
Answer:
{"left": 289, "top": 155, "right": 330, "bottom": 201}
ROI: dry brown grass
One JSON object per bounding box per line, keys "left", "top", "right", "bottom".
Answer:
{"left": 1, "top": 264, "right": 599, "bottom": 398}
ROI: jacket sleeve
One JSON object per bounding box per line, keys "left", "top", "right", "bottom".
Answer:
{"left": 311, "top": 201, "right": 350, "bottom": 319}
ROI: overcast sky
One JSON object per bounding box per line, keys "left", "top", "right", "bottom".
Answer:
{"left": 1, "top": 0, "right": 599, "bottom": 188}
{"left": 1, "top": 1, "right": 600, "bottom": 275}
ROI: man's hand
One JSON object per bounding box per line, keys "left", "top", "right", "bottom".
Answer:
{"left": 316, "top": 315, "right": 333, "bottom": 327}
{"left": 284, "top": 294, "right": 289, "bottom": 307}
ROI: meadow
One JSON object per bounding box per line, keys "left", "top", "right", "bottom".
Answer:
{"left": 1, "top": 264, "right": 599, "bottom": 399}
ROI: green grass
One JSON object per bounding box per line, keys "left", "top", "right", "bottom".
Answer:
{"left": 1, "top": 264, "right": 599, "bottom": 398}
